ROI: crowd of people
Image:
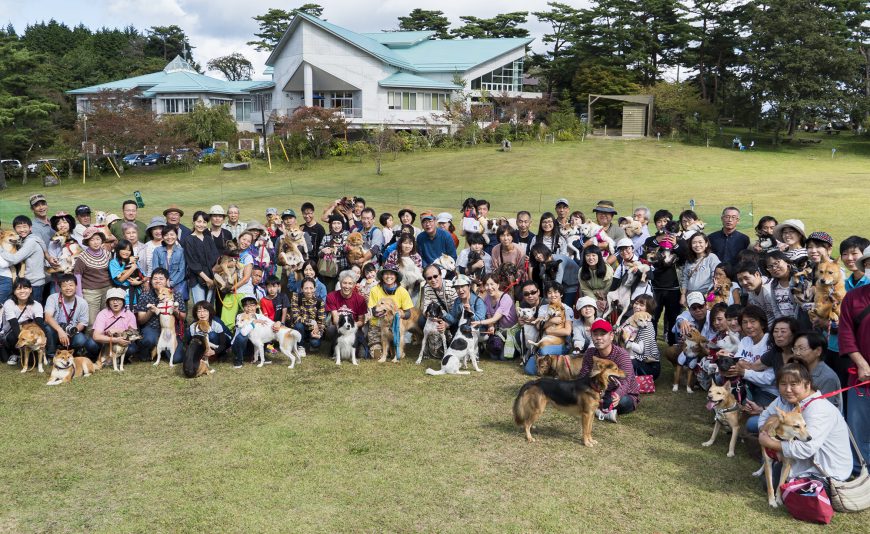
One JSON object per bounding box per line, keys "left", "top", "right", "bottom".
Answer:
{"left": 1, "top": 193, "right": 868, "bottom": 506}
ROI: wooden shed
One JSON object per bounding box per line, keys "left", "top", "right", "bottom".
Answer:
{"left": 588, "top": 94, "right": 655, "bottom": 137}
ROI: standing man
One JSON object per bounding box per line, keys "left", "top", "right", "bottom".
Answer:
{"left": 71, "top": 205, "right": 92, "bottom": 245}
{"left": 631, "top": 206, "right": 652, "bottom": 256}
{"left": 555, "top": 198, "right": 570, "bottom": 228}
{"left": 207, "top": 205, "right": 233, "bottom": 256}
{"left": 163, "top": 205, "right": 191, "bottom": 242}
{"left": 112, "top": 200, "right": 146, "bottom": 242}
{"left": 591, "top": 200, "right": 625, "bottom": 242}
{"left": 576, "top": 319, "right": 639, "bottom": 422}
{"left": 28, "top": 194, "right": 54, "bottom": 246}
{"left": 300, "top": 202, "right": 325, "bottom": 260}
{"left": 708, "top": 207, "right": 750, "bottom": 266}
{"left": 512, "top": 210, "right": 535, "bottom": 252}
{"left": 643, "top": 209, "right": 688, "bottom": 344}
{"left": 358, "top": 208, "right": 384, "bottom": 267}
{"left": 416, "top": 211, "right": 457, "bottom": 267}
{"left": 222, "top": 204, "right": 247, "bottom": 240}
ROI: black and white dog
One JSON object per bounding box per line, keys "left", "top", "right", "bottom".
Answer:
{"left": 425, "top": 307, "right": 481, "bottom": 375}
{"left": 333, "top": 314, "right": 358, "bottom": 366}
{"left": 416, "top": 301, "right": 448, "bottom": 364}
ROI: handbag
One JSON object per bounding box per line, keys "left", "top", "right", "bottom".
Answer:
{"left": 636, "top": 374, "right": 655, "bottom": 394}
{"left": 780, "top": 477, "right": 834, "bottom": 524}
{"left": 317, "top": 253, "right": 338, "bottom": 278}
{"left": 817, "top": 427, "right": 870, "bottom": 513}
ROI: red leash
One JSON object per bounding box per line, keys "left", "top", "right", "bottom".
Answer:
{"left": 803, "top": 378, "right": 870, "bottom": 409}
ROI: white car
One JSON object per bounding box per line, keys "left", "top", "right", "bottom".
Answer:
{"left": 26, "top": 159, "right": 59, "bottom": 173}
{"left": 1, "top": 159, "right": 21, "bottom": 169}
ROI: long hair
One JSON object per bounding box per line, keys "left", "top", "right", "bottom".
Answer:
{"left": 579, "top": 245, "right": 606, "bottom": 281}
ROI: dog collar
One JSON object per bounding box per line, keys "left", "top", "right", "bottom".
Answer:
{"left": 715, "top": 403, "right": 740, "bottom": 415}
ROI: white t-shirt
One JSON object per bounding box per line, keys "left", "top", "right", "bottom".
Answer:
{"left": 3, "top": 300, "right": 44, "bottom": 323}
{"left": 736, "top": 334, "right": 769, "bottom": 364}
{"left": 235, "top": 253, "right": 255, "bottom": 297}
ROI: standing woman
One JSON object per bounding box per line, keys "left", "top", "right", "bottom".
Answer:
{"left": 579, "top": 245, "right": 613, "bottom": 315}
{"left": 142, "top": 217, "right": 166, "bottom": 281}
{"left": 491, "top": 224, "right": 526, "bottom": 273}
{"left": 184, "top": 210, "right": 219, "bottom": 305}
{"left": 680, "top": 232, "right": 720, "bottom": 307}
{"left": 151, "top": 225, "right": 187, "bottom": 301}
{"left": 773, "top": 219, "right": 807, "bottom": 268}
{"left": 73, "top": 227, "right": 113, "bottom": 328}
{"left": 2, "top": 279, "right": 46, "bottom": 366}
{"left": 531, "top": 212, "right": 561, "bottom": 255}
{"left": 47, "top": 211, "right": 76, "bottom": 293}
{"left": 109, "top": 239, "right": 145, "bottom": 308}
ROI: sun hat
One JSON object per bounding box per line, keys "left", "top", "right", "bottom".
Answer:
{"left": 857, "top": 245, "right": 870, "bottom": 266}
{"left": 246, "top": 220, "right": 266, "bottom": 233}
{"left": 592, "top": 200, "right": 617, "bottom": 215}
{"left": 686, "top": 291, "right": 706, "bottom": 307}
{"left": 75, "top": 204, "right": 91, "bottom": 216}
{"left": 377, "top": 266, "right": 403, "bottom": 284}
{"left": 105, "top": 288, "right": 126, "bottom": 302}
{"left": 163, "top": 205, "right": 184, "bottom": 217}
{"left": 806, "top": 231, "right": 833, "bottom": 248}
{"left": 82, "top": 227, "right": 106, "bottom": 244}
{"left": 773, "top": 219, "right": 806, "bottom": 242}
{"left": 615, "top": 237, "right": 633, "bottom": 249}
{"left": 105, "top": 213, "right": 121, "bottom": 226}
{"left": 436, "top": 212, "right": 453, "bottom": 223}
{"left": 451, "top": 274, "right": 472, "bottom": 287}
{"left": 29, "top": 194, "right": 47, "bottom": 208}
{"left": 590, "top": 319, "right": 613, "bottom": 333}
{"left": 145, "top": 216, "right": 166, "bottom": 232}
{"left": 555, "top": 198, "right": 569, "bottom": 207}
{"left": 208, "top": 205, "right": 226, "bottom": 216}
{"left": 49, "top": 211, "right": 75, "bottom": 231}
{"left": 576, "top": 296, "right": 597, "bottom": 311}
{"left": 281, "top": 209, "right": 297, "bottom": 219}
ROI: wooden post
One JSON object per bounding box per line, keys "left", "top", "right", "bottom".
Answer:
{"left": 279, "top": 139, "right": 290, "bottom": 162}
{"left": 82, "top": 159, "right": 86, "bottom": 184}
{"left": 267, "top": 145, "right": 272, "bottom": 170}
{"left": 106, "top": 156, "right": 121, "bottom": 179}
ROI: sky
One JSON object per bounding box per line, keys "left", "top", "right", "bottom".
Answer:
{"left": 1, "top": 0, "right": 593, "bottom": 79}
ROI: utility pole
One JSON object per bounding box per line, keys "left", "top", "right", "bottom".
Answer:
{"left": 83, "top": 114, "right": 89, "bottom": 179}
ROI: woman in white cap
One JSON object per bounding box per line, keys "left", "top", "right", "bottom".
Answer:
{"left": 679, "top": 232, "right": 720, "bottom": 307}
{"left": 91, "top": 287, "right": 139, "bottom": 358}
{"left": 611, "top": 238, "right": 652, "bottom": 302}
{"left": 773, "top": 219, "right": 807, "bottom": 268}
{"left": 573, "top": 296, "right": 598, "bottom": 353}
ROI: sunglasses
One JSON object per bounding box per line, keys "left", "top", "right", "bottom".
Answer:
{"left": 425, "top": 274, "right": 440, "bottom": 281}
{"left": 523, "top": 290, "right": 539, "bottom": 296}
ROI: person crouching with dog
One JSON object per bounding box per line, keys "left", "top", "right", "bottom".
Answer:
{"left": 44, "top": 274, "right": 99, "bottom": 361}
{"left": 184, "top": 301, "right": 231, "bottom": 361}
{"left": 323, "top": 271, "right": 368, "bottom": 358}
{"left": 231, "top": 296, "right": 275, "bottom": 368}
{"left": 289, "top": 277, "right": 326, "bottom": 353}
{"left": 576, "top": 319, "right": 639, "bottom": 423}
{"left": 91, "top": 288, "right": 140, "bottom": 360}
{"left": 443, "top": 274, "right": 486, "bottom": 333}
{"left": 367, "top": 267, "right": 414, "bottom": 361}
{"left": 134, "top": 268, "right": 187, "bottom": 363}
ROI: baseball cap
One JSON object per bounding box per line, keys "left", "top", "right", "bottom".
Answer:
{"left": 555, "top": 198, "right": 569, "bottom": 207}
{"left": 281, "top": 209, "right": 297, "bottom": 219}
{"left": 265, "top": 207, "right": 278, "bottom": 216}
{"left": 615, "top": 237, "right": 633, "bottom": 249}
{"left": 419, "top": 210, "right": 435, "bottom": 221}
{"left": 75, "top": 204, "right": 91, "bottom": 215}
{"left": 590, "top": 319, "right": 613, "bottom": 333}
{"left": 686, "top": 291, "right": 706, "bottom": 307}
{"left": 451, "top": 274, "right": 472, "bottom": 287}
{"left": 436, "top": 212, "right": 452, "bottom": 223}
{"left": 29, "top": 194, "right": 47, "bottom": 207}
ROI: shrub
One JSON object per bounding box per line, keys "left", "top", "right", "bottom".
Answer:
{"left": 235, "top": 150, "right": 252, "bottom": 162}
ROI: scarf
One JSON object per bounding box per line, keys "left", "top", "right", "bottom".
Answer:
{"left": 382, "top": 284, "right": 398, "bottom": 295}
{"left": 77, "top": 247, "right": 110, "bottom": 270}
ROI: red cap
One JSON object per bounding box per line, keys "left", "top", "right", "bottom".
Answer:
{"left": 590, "top": 319, "right": 613, "bottom": 333}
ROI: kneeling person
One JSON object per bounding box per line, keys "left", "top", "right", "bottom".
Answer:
{"left": 135, "top": 268, "right": 187, "bottom": 363}
{"left": 44, "top": 274, "right": 99, "bottom": 359}
{"left": 576, "top": 319, "right": 639, "bottom": 422}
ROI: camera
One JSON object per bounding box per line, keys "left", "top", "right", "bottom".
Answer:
{"left": 63, "top": 324, "right": 78, "bottom": 337}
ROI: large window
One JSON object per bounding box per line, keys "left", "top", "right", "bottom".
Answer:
{"left": 388, "top": 91, "right": 448, "bottom": 111}
{"left": 235, "top": 98, "right": 252, "bottom": 121}
{"left": 471, "top": 58, "right": 524, "bottom": 92}
{"left": 252, "top": 94, "right": 272, "bottom": 112}
{"left": 163, "top": 97, "right": 199, "bottom": 114}
{"left": 331, "top": 92, "right": 353, "bottom": 110}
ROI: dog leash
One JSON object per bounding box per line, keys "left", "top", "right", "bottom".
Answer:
{"left": 802, "top": 378, "right": 870, "bottom": 409}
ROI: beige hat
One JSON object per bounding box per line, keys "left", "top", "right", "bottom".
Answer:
{"left": 105, "top": 288, "right": 127, "bottom": 302}
{"left": 773, "top": 219, "right": 806, "bottom": 242}
{"left": 686, "top": 291, "right": 706, "bottom": 307}
{"left": 209, "top": 205, "right": 226, "bottom": 216}
{"left": 857, "top": 245, "right": 870, "bottom": 266}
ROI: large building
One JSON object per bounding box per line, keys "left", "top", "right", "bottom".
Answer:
{"left": 68, "top": 13, "right": 540, "bottom": 133}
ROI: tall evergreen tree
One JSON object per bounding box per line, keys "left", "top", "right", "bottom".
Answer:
{"left": 397, "top": 9, "right": 451, "bottom": 39}
{"left": 452, "top": 13, "right": 530, "bottom": 39}
{"left": 247, "top": 4, "right": 324, "bottom": 52}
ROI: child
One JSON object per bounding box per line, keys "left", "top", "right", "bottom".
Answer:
{"left": 259, "top": 276, "right": 290, "bottom": 326}
{"left": 623, "top": 294, "right": 660, "bottom": 379}
{"left": 356, "top": 263, "right": 377, "bottom": 301}
{"left": 230, "top": 296, "right": 274, "bottom": 368}
{"left": 725, "top": 304, "right": 744, "bottom": 337}
{"left": 697, "top": 302, "right": 729, "bottom": 389}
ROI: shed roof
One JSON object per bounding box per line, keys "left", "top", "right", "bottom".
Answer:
{"left": 379, "top": 72, "right": 462, "bottom": 90}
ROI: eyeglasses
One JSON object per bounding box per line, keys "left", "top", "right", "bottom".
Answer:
{"left": 523, "top": 290, "right": 539, "bottom": 296}
{"left": 425, "top": 274, "right": 440, "bottom": 281}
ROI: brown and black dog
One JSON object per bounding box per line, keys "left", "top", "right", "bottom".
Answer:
{"left": 374, "top": 297, "right": 421, "bottom": 362}
{"left": 536, "top": 353, "right": 585, "bottom": 380}
{"left": 513, "top": 356, "right": 626, "bottom": 447}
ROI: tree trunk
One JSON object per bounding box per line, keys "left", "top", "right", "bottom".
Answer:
{"left": 0, "top": 164, "right": 6, "bottom": 191}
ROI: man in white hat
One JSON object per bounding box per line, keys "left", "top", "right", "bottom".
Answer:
{"left": 208, "top": 205, "right": 233, "bottom": 255}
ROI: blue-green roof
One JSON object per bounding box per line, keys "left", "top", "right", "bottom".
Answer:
{"left": 379, "top": 72, "right": 461, "bottom": 90}
{"left": 67, "top": 56, "right": 274, "bottom": 96}
{"left": 266, "top": 14, "right": 531, "bottom": 74}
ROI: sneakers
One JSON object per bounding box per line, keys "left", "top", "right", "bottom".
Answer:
{"left": 7, "top": 354, "right": 19, "bottom": 365}
{"left": 262, "top": 359, "right": 273, "bottom": 365}
{"left": 233, "top": 364, "right": 243, "bottom": 369}
{"left": 596, "top": 409, "right": 617, "bottom": 423}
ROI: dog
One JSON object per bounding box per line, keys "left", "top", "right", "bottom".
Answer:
{"left": 755, "top": 233, "right": 778, "bottom": 253}
{"left": 516, "top": 306, "right": 538, "bottom": 362}
{"left": 345, "top": 232, "right": 367, "bottom": 266}
{"left": 578, "top": 222, "right": 615, "bottom": 257}
{"left": 398, "top": 256, "right": 423, "bottom": 295}
{"left": 526, "top": 303, "right": 568, "bottom": 350}
{"left": 149, "top": 287, "right": 179, "bottom": 367}
{"left": 621, "top": 219, "right": 644, "bottom": 239}
{"left": 673, "top": 328, "right": 709, "bottom": 393}
{"left": 755, "top": 406, "right": 812, "bottom": 507}
{"left": 333, "top": 314, "right": 359, "bottom": 366}
{"left": 417, "top": 301, "right": 448, "bottom": 364}
{"left": 535, "top": 351, "right": 585, "bottom": 380}
{"left": 266, "top": 212, "right": 282, "bottom": 237}
{"left": 374, "top": 297, "right": 422, "bottom": 362}
{"left": 16, "top": 323, "right": 48, "bottom": 373}
{"left": 709, "top": 270, "right": 732, "bottom": 309}
{"left": 619, "top": 311, "right": 653, "bottom": 347}
{"left": 213, "top": 240, "right": 242, "bottom": 293}
{"left": 603, "top": 262, "right": 650, "bottom": 324}
{"left": 183, "top": 325, "right": 216, "bottom": 378}
{"left": 278, "top": 226, "right": 308, "bottom": 272}
{"left": 97, "top": 328, "right": 143, "bottom": 372}
{"left": 46, "top": 349, "right": 96, "bottom": 385}
{"left": 0, "top": 230, "right": 24, "bottom": 281}
{"left": 252, "top": 233, "right": 274, "bottom": 271}
{"left": 790, "top": 265, "right": 815, "bottom": 309}
{"left": 46, "top": 233, "right": 83, "bottom": 274}
{"left": 431, "top": 254, "right": 456, "bottom": 274}
{"left": 701, "top": 381, "right": 744, "bottom": 457}
{"left": 243, "top": 318, "right": 305, "bottom": 368}
{"left": 425, "top": 307, "right": 481, "bottom": 375}
{"left": 537, "top": 259, "right": 562, "bottom": 291}
{"left": 513, "top": 356, "right": 626, "bottom": 446}
{"left": 809, "top": 258, "right": 846, "bottom": 323}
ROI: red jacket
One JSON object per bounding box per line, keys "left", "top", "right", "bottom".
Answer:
{"left": 839, "top": 284, "right": 870, "bottom": 385}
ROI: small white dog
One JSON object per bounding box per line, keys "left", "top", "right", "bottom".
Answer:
{"left": 244, "top": 320, "right": 305, "bottom": 368}
{"left": 399, "top": 256, "right": 423, "bottom": 293}
{"left": 333, "top": 314, "right": 358, "bottom": 366}
{"left": 578, "top": 222, "right": 616, "bottom": 256}
{"left": 431, "top": 254, "right": 456, "bottom": 274}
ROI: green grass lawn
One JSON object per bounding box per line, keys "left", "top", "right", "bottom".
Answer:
{"left": 1, "top": 136, "right": 869, "bottom": 532}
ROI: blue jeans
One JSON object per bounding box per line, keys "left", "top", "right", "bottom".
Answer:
{"left": 846, "top": 387, "right": 870, "bottom": 475}
{"left": 171, "top": 281, "right": 188, "bottom": 302}
{"left": 46, "top": 328, "right": 100, "bottom": 358}
{"left": 293, "top": 322, "right": 321, "bottom": 348}
{"left": 190, "top": 283, "right": 213, "bottom": 306}
{"left": 138, "top": 325, "right": 183, "bottom": 363}
{"left": 30, "top": 284, "right": 44, "bottom": 304}
{"left": 746, "top": 415, "right": 760, "bottom": 434}
{"left": 231, "top": 334, "right": 253, "bottom": 365}
{"left": 0, "top": 276, "right": 12, "bottom": 304}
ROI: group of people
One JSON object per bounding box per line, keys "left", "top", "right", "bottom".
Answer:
{"left": 1, "top": 192, "right": 868, "bottom": 507}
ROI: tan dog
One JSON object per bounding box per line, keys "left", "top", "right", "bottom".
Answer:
{"left": 266, "top": 213, "right": 282, "bottom": 235}
{"left": 526, "top": 304, "right": 568, "bottom": 350}
{"left": 46, "top": 349, "right": 96, "bottom": 385}
{"left": 97, "top": 328, "right": 142, "bottom": 372}
{"left": 809, "top": 259, "right": 847, "bottom": 323}
{"left": 47, "top": 233, "right": 83, "bottom": 274}
{"left": 212, "top": 240, "right": 242, "bottom": 293}
{"left": 709, "top": 269, "right": 732, "bottom": 309}
{"left": 757, "top": 405, "right": 812, "bottom": 507}
{"left": 374, "top": 297, "right": 421, "bottom": 362}
{"left": 16, "top": 323, "right": 47, "bottom": 373}
{"left": 345, "top": 232, "right": 367, "bottom": 266}
{"left": 149, "top": 287, "right": 178, "bottom": 367}
{"left": 701, "top": 381, "right": 744, "bottom": 457}
{"left": 0, "top": 230, "right": 24, "bottom": 281}
{"left": 536, "top": 353, "right": 585, "bottom": 380}
{"left": 620, "top": 311, "right": 653, "bottom": 344}
{"left": 621, "top": 219, "right": 644, "bottom": 238}
{"left": 673, "top": 328, "right": 708, "bottom": 393}
{"left": 278, "top": 225, "right": 307, "bottom": 272}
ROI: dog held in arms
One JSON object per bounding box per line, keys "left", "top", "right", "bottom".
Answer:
{"left": 0, "top": 230, "right": 25, "bottom": 281}
{"left": 425, "top": 307, "right": 482, "bottom": 375}
{"left": 513, "top": 356, "right": 626, "bottom": 446}
{"left": 149, "top": 287, "right": 179, "bottom": 367}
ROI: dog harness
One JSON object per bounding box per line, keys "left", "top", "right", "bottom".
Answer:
{"left": 713, "top": 403, "right": 740, "bottom": 426}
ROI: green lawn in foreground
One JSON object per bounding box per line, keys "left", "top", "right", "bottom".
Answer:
{"left": 1, "top": 135, "right": 869, "bottom": 532}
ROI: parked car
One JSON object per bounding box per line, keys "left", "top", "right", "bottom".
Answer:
{"left": 197, "top": 147, "right": 216, "bottom": 162}
{"left": 170, "top": 148, "right": 195, "bottom": 161}
{"left": 142, "top": 153, "right": 166, "bottom": 166}
{"left": 123, "top": 153, "right": 145, "bottom": 166}
{"left": 26, "top": 159, "right": 59, "bottom": 173}
{"left": 1, "top": 159, "right": 22, "bottom": 170}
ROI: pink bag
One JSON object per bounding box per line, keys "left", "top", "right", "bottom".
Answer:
{"left": 636, "top": 374, "right": 655, "bottom": 394}
{"left": 780, "top": 478, "right": 834, "bottom": 524}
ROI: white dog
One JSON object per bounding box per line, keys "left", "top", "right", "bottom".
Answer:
{"left": 603, "top": 262, "right": 651, "bottom": 324}
{"left": 431, "top": 254, "right": 456, "bottom": 274}
{"left": 333, "top": 314, "right": 358, "bottom": 366}
{"left": 399, "top": 256, "right": 423, "bottom": 294}
{"left": 245, "top": 320, "right": 305, "bottom": 368}
{"left": 578, "top": 222, "right": 616, "bottom": 257}
{"left": 425, "top": 308, "right": 481, "bottom": 375}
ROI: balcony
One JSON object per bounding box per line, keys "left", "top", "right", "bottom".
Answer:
{"left": 338, "top": 107, "right": 362, "bottom": 118}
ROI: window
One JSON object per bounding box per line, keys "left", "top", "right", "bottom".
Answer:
{"left": 252, "top": 94, "right": 271, "bottom": 112}
{"left": 387, "top": 91, "right": 447, "bottom": 111}
{"left": 471, "top": 58, "right": 524, "bottom": 92}
{"left": 331, "top": 92, "right": 353, "bottom": 110}
{"left": 163, "top": 97, "right": 199, "bottom": 114}
{"left": 235, "top": 98, "right": 252, "bottom": 121}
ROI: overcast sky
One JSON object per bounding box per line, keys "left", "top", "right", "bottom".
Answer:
{"left": 1, "top": 0, "right": 594, "bottom": 79}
